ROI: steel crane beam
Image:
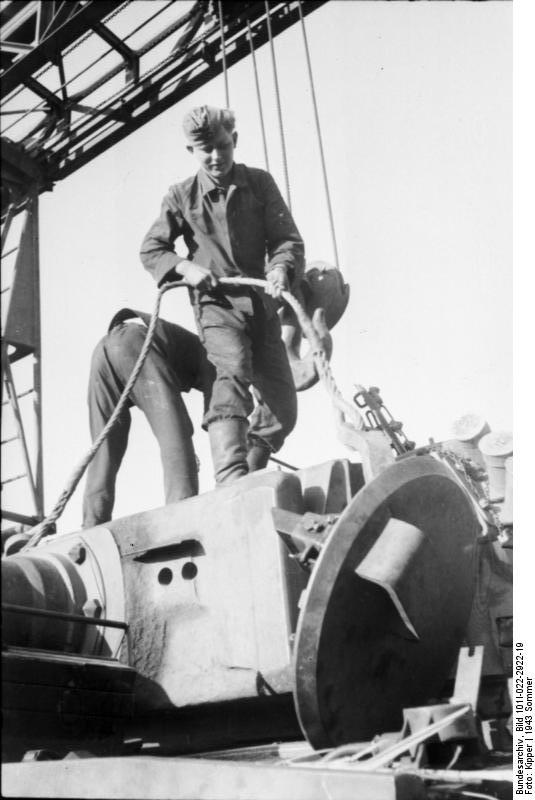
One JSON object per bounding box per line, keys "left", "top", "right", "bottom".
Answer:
{"left": 1, "top": 1, "right": 328, "bottom": 205}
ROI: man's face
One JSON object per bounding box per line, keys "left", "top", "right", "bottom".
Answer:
{"left": 187, "top": 127, "right": 237, "bottom": 182}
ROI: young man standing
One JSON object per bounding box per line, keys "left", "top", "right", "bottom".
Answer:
{"left": 140, "top": 106, "right": 304, "bottom": 485}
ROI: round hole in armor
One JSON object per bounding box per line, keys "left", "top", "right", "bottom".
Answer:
{"left": 181, "top": 562, "right": 198, "bottom": 580}
{"left": 158, "top": 567, "right": 173, "bottom": 585}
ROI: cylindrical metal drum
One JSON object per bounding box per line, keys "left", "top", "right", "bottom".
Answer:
{"left": 2, "top": 553, "right": 88, "bottom": 652}
{"left": 479, "top": 430, "right": 513, "bottom": 503}
{"left": 445, "top": 413, "right": 490, "bottom": 468}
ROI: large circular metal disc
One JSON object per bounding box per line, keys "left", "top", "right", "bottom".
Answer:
{"left": 293, "top": 455, "right": 480, "bottom": 748}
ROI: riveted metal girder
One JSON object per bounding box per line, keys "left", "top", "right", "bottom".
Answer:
{"left": 1, "top": 1, "right": 328, "bottom": 203}
{"left": 1, "top": 2, "right": 125, "bottom": 95}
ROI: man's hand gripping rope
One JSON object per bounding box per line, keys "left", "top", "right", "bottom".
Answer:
{"left": 21, "top": 276, "right": 364, "bottom": 551}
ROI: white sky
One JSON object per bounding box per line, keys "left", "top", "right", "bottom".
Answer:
{"left": 3, "top": 0, "right": 513, "bottom": 536}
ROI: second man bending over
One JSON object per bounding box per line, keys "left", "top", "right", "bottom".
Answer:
{"left": 140, "top": 105, "right": 304, "bottom": 486}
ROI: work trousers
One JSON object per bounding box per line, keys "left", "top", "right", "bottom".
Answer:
{"left": 82, "top": 317, "right": 206, "bottom": 528}
{"left": 194, "top": 288, "right": 297, "bottom": 452}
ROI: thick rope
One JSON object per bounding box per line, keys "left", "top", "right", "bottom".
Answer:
{"left": 219, "top": 277, "right": 363, "bottom": 430}
{"left": 21, "top": 280, "right": 185, "bottom": 550}
{"left": 21, "top": 276, "right": 362, "bottom": 551}
{"left": 297, "top": 0, "right": 339, "bottom": 269}
{"left": 264, "top": 1, "right": 292, "bottom": 210}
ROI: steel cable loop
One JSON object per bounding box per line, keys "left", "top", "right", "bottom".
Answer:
{"left": 22, "top": 275, "right": 362, "bottom": 551}
{"left": 227, "top": 278, "right": 362, "bottom": 430}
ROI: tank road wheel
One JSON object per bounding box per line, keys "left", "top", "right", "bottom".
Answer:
{"left": 293, "top": 454, "right": 480, "bottom": 748}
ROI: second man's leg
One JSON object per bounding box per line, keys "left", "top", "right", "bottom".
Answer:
{"left": 82, "top": 335, "right": 132, "bottom": 528}
{"left": 126, "top": 324, "right": 199, "bottom": 503}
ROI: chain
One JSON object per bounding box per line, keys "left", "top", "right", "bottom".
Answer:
{"left": 434, "top": 444, "right": 504, "bottom": 536}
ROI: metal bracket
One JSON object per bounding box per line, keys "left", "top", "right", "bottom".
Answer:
{"left": 271, "top": 508, "right": 337, "bottom": 567}
{"left": 354, "top": 646, "right": 484, "bottom": 770}
{"left": 90, "top": 21, "right": 140, "bottom": 83}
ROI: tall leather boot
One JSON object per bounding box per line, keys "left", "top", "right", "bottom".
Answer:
{"left": 247, "top": 439, "right": 272, "bottom": 472}
{"left": 208, "top": 418, "right": 249, "bottom": 486}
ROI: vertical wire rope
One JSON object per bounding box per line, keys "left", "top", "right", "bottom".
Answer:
{"left": 297, "top": 0, "right": 339, "bottom": 267}
{"left": 218, "top": 1, "right": 230, "bottom": 106}
{"left": 264, "top": 1, "right": 291, "bottom": 210}
{"left": 247, "top": 20, "right": 270, "bottom": 171}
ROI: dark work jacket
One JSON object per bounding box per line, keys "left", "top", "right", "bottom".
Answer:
{"left": 139, "top": 163, "right": 305, "bottom": 288}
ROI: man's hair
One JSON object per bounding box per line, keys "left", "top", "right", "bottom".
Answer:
{"left": 182, "top": 105, "right": 236, "bottom": 145}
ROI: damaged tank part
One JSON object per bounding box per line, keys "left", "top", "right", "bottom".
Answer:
{"left": 2, "top": 454, "right": 510, "bottom": 762}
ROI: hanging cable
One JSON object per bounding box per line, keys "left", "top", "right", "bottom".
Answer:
{"left": 247, "top": 20, "right": 269, "bottom": 172}
{"left": 218, "top": 1, "right": 230, "bottom": 106}
{"left": 264, "top": 1, "right": 291, "bottom": 210}
{"left": 297, "top": 0, "right": 339, "bottom": 268}
{"left": 21, "top": 279, "right": 187, "bottom": 551}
